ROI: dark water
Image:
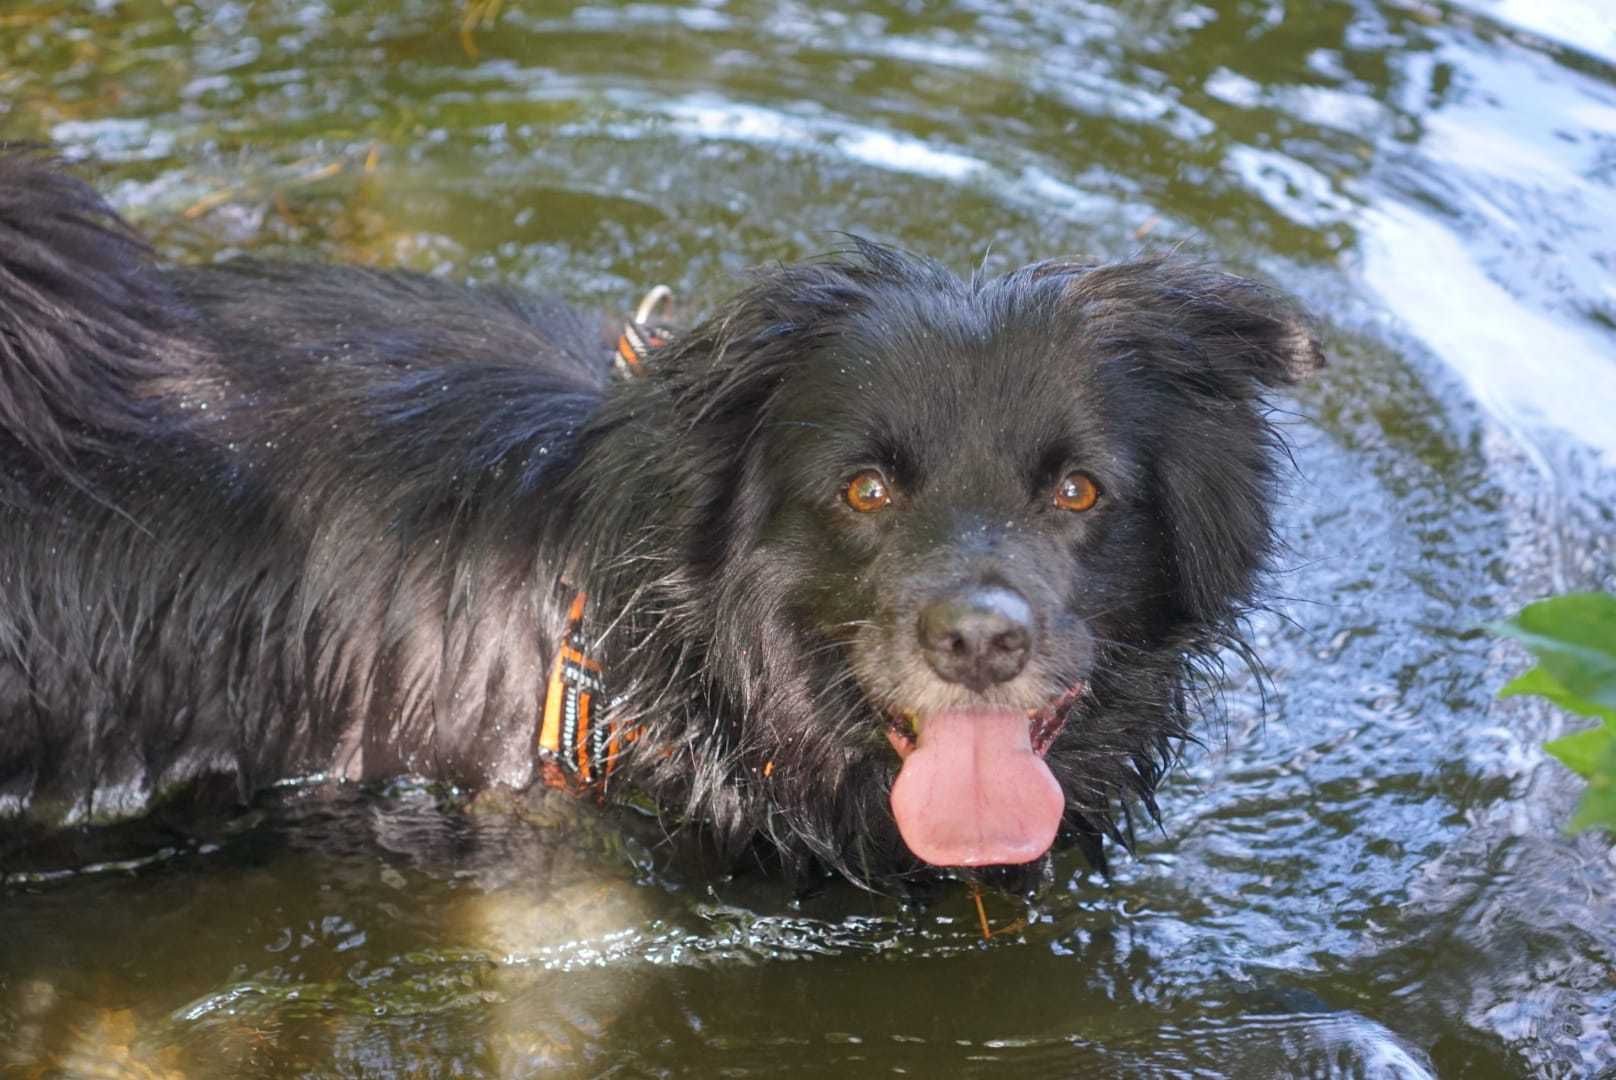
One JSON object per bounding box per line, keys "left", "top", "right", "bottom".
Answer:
{"left": 3, "top": 0, "right": 1616, "bottom": 1075}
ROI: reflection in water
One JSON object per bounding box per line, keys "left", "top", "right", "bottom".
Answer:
{"left": 1362, "top": 201, "right": 1616, "bottom": 461}
{"left": 1, "top": 0, "right": 1614, "bottom": 1075}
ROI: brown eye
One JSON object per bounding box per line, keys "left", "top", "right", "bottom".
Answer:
{"left": 844, "top": 469, "right": 891, "bottom": 512}
{"left": 1054, "top": 472, "right": 1101, "bottom": 512}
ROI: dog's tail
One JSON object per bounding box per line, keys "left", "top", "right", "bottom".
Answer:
{"left": 0, "top": 148, "right": 192, "bottom": 476}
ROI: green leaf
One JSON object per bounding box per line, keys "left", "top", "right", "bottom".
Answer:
{"left": 1544, "top": 725, "right": 1615, "bottom": 780}
{"left": 1493, "top": 593, "right": 1616, "bottom": 712}
{"left": 1498, "top": 665, "right": 1616, "bottom": 724}
{"left": 1567, "top": 739, "right": 1616, "bottom": 834}
{"left": 1495, "top": 593, "right": 1616, "bottom": 834}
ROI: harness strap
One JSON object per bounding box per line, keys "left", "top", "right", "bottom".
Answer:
{"left": 612, "top": 284, "right": 674, "bottom": 379}
{"left": 536, "top": 286, "right": 674, "bottom": 793}
{"left": 537, "top": 590, "right": 640, "bottom": 792}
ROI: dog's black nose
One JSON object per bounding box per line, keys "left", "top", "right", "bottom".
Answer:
{"left": 917, "top": 587, "right": 1034, "bottom": 691}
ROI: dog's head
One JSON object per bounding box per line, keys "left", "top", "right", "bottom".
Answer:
{"left": 584, "top": 241, "right": 1322, "bottom": 884}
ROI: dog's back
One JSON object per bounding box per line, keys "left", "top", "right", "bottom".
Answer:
{"left": 0, "top": 151, "right": 197, "bottom": 483}
{"left": 0, "top": 153, "right": 608, "bottom": 839}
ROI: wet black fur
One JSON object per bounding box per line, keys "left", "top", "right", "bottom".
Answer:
{"left": 0, "top": 151, "right": 1322, "bottom": 885}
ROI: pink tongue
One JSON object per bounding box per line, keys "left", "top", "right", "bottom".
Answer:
{"left": 888, "top": 708, "right": 1065, "bottom": 867}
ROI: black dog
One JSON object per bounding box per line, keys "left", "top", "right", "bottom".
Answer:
{"left": 0, "top": 151, "right": 1321, "bottom": 886}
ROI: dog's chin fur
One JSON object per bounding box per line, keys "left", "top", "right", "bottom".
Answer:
{"left": 0, "top": 150, "right": 1322, "bottom": 889}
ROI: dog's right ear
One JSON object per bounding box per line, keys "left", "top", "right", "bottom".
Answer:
{"left": 1054, "top": 257, "right": 1325, "bottom": 393}
{"left": 661, "top": 243, "right": 938, "bottom": 429}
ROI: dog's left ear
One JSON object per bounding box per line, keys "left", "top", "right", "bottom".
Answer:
{"left": 1170, "top": 265, "right": 1326, "bottom": 387}
{"left": 1048, "top": 257, "right": 1322, "bottom": 627}
{"left": 1057, "top": 257, "right": 1325, "bottom": 391}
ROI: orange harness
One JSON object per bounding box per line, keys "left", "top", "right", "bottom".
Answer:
{"left": 537, "top": 590, "right": 638, "bottom": 792}
{"left": 535, "top": 288, "right": 673, "bottom": 793}
{"left": 611, "top": 284, "right": 673, "bottom": 379}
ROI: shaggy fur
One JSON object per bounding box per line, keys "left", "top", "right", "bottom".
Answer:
{"left": 0, "top": 151, "right": 1322, "bottom": 885}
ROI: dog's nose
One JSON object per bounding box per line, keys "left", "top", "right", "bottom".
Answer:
{"left": 917, "top": 587, "right": 1034, "bottom": 691}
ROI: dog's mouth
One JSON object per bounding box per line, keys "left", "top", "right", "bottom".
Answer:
{"left": 884, "top": 684, "right": 1084, "bottom": 868}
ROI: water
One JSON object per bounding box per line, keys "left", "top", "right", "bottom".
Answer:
{"left": 3, "top": 0, "right": 1615, "bottom": 1074}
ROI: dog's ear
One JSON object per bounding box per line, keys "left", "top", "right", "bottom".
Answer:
{"left": 663, "top": 242, "right": 950, "bottom": 426}
{"left": 1054, "top": 257, "right": 1325, "bottom": 392}
{"left": 1043, "top": 257, "right": 1322, "bottom": 628}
